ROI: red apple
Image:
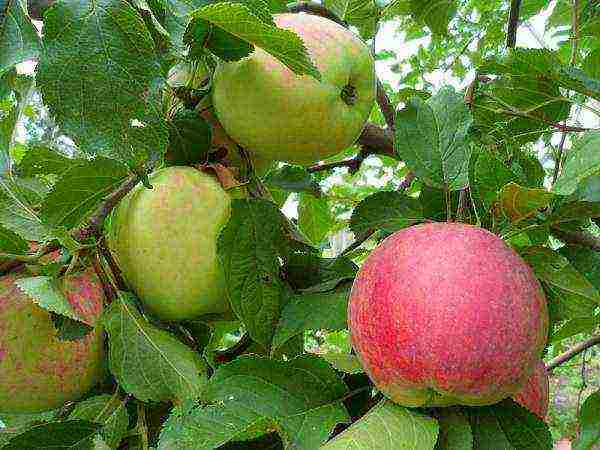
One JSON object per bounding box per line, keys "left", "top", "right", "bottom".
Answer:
{"left": 513, "top": 360, "right": 549, "bottom": 419}
{"left": 348, "top": 222, "right": 549, "bottom": 407}
{"left": 0, "top": 269, "right": 105, "bottom": 413}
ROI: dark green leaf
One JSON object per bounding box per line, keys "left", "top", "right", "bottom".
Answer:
{"left": 350, "top": 190, "right": 424, "bottom": 235}
{"left": 298, "top": 193, "right": 332, "bottom": 246}
{"left": 435, "top": 407, "right": 473, "bottom": 450}
{"left": 322, "top": 400, "right": 439, "bottom": 449}
{"left": 1, "top": 420, "right": 101, "bottom": 450}
{"left": 284, "top": 253, "right": 357, "bottom": 292}
{"left": 396, "top": 86, "right": 472, "bottom": 190}
{"left": 159, "top": 355, "right": 349, "bottom": 449}
{"left": 37, "top": 0, "right": 169, "bottom": 167}
{"left": 0, "top": 0, "right": 40, "bottom": 74}
{"left": 17, "top": 146, "right": 77, "bottom": 177}
{"left": 0, "top": 223, "right": 28, "bottom": 254}
{"left": 272, "top": 289, "right": 349, "bottom": 351}
{"left": 166, "top": 109, "right": 212, "bottom": 165}
{"left": 554, "top": 132, "right": 600, "bottom": 196}
{"left": 217, "top": 198, "right": 288, "bottom": 348}
{"left": 573, "top": 390, "right": 600, "bottom": 450}
{"left": 263, "top": 165, "right": 319, "bottom": 195}
{"left": 40, "top": 158, "right": 129, "bottom": 230}
{"left": 102, "top": 293, "right": 208, "bottom": 403}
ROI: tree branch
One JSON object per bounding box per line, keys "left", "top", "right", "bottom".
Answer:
{"left": 376, "top": 80, "right": 396, "bottom": 134}
{"left": 358, "top": 122, "right": 394, "bottom": 156}
{"left": 506, "top": 0, "right": 522, "bottom": 48}
{"left": 547, "top": 333, "right": 600, "bottom": 372}
{"left": 551, "top": 227, "right": 600, "bottom": 252}
{"left": 287, "top": 1, "right": 346, "bottom": 25}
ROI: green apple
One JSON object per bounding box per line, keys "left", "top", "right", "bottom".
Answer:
{"left": 0, "top": 270, "right": 105, "bottom": 413}
{"left": 108, "top": 166, "right": 234, "bottom": 321}
{"left": 212, "top": 13, "right": 376, "bottom": 166}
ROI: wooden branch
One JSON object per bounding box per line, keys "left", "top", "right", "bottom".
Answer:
{"left": 287, "top": 1, "right": 346, "bottom": 26}
{"left": 551, "top": 227, "right": 600, "bottom": 252}
{"left": 376, "top": 80, "right": 396, "bottom": 134}
{"left": 506, "top": 0, "right": 522, "bottom": 48}
{"left": 358, "top": 122, "right": 394, "bottom": 156}
{"left": 547, "top": 334, "right": 600, "bottom": 372}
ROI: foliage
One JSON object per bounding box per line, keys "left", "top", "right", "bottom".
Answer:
{"left": 0, "top": 0, "right": 599, "bottom": 448}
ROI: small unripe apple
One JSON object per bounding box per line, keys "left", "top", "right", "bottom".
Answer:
{"left": 108, "top": 166, "right": 234, "bottom": 321}
{"left": 0, "top": 270, "right": 105, "bottom": 413}
{"left": 212, "top": 13, "right": 376, "bottom": 166}
{"left": 348, "top": 222, "right": 549, "bottom": 407}
{"left": 513, "top": 360, "right": 549, "bottom": 419}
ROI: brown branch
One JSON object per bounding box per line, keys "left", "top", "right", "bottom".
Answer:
{"left": 86, "top": 175, "right": 140, "bottom": 236}
{"left": 506, "top": 0, "right": 522, "bottom": 48}
{"left": 376, "top": 80, "right": 396, "bottom": 134}
{"left": 287, "top": 1, "right": 346, "bottom": 26}
{"left": 358, "top": 123, "right": 394, "bottom": 156}
{"left": 551, "top": 227, "right": 600, "bottom": 252}
{"left": 547, "top": 334, "right": 600, "bottom": 372}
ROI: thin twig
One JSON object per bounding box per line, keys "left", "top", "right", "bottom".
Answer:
{"left": 287, "top": 1, "right": 346, "bottom": 25}
{"left": 506, "top": 0, "right": 522, "bottom": 48}
{"left": 358, "top": 123, "right": 394, "bottom": 156}
{"left": 551, "top": 131, "right": 569, "bottom": 186}
{"left": 551, "top": 227, "right": 600, "bottom": 252}
{"left": 546, "top": 334, "right": 600, "bottom": 372}
{"left": 376, "top": 80, "right": 396, "bottom": 134}
{"left": 86, "top": 175, "right": 140, "bottom": 236}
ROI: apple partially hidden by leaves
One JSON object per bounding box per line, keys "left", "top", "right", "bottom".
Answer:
{"left": 348, "top": 223, "right": 549, "bottom": 407}
{"left": 108, "top": 166, "right": 236, "bottom": 321}
{"left": 212, "top": 13, "right": 376, "bottom": 166}
{"left": 0, "top": 270, "right": 105, "bottom": 413}
{"left": 513, "top": 360, "right": 550, "bottom": 419}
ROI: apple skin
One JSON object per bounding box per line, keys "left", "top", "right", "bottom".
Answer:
{"left": 108, "top": 166, "right": 233, "bottom": 321}
{"left": 513, "top": 360, "right": 549, "bottom": 419}
{"left": 0, "top": 269, "right": 105, "bottom": 413}
{"left": 348, "top": 222, "right": 549, "bottom": 407}
{"left": 212, "top": 13, "right": 376, "bottom": 166}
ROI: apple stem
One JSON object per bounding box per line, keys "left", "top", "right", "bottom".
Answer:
{"left": 341, "top": 84, "right": 358, "bottom": 106}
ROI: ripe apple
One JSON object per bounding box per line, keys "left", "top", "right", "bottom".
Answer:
{"left": 513, "top": 360, "right": 549, "bottom": 419}
{"left": 0, "top": 269, "right": 105, "bottom": 413}
{"left": 212, "top": 13, "right": 376, "bottom": 166}
{"left": 348, "top": 222, "right": 549, "bottom": 407}
{"left": 108, "top": 166, "right": 234, "bottom": 321}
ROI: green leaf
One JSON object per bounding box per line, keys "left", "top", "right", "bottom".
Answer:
{"left": 470, "top": 149, "right": 519, "bottom": 212}
{"left": 395, "top": 86, "right": 472, "bottom": 190}
{"left": 468, "top": 399, "right": 552, "bottom": 450}
{"left": 498, "top": 183, "right": 554, "bottom": 222}
{"left": 272, "top": 290, "right": 349, "bottom": 351}
{"left": 191, "top": 2, "right": 320, "bottom": 79}
{"left": 350, "top": 190, "right": 424, "bottom": 235}
{"left": 554, "top": 132, "right": 600, "bottom": 196}
{"left": 321, "top": 400, "right": 439, "bottom": 449}
{"left": 69, "top": 395, "right": 129, "bottom": 449}
{"left": 548, "top": 201, "right": 600, "bottom": 224}
{"left": 102, "top": 293, "right": 208, "bottom": 403}
{"left": 409, "top": 0, "right": 457, "bottom": 36}
{"left": 159, "top": 355, "right": 349, "bottom": 450}
{"left": 583, "top": 48, "right": 600, "bottom": 79}
{"left": 36, "top": 0, "right": 168, "bottom": 167}
{"left": 15, "top": 276, "right": 83, "bottom": 322}
{"left": 165, "top": 109, "right": 212, "bottom": 166}
{"left": 559, "top": 246, "right": 600, "bottom": 291}
{"left": 298, "top": 193, "right": 332, "bottom": 246}
{"left": 574, "top": 175, "right": 600, "bottom": 202}
{"left": 342, "top": 0, "right": 381, "bottom": 39}
{"left": 0, "top": 0, "right": 40, "bottom": 75}
{"left": 263, "top": 165, "right": 319, "bottom": 196}
{"left": 17, "top": 146, "right": 77, "bottom": 177}
{"left": 318, "top": 352, "right": 364, "bottom": 374}
{"left": 573, "top": 390, "right": 600, "bottom": 450}
{"left": 40, "top": 158, "right": 129, "bottom": 230}
{"left": 520, "top": 246, "right": 600, "bottom": 319}
{"left": 0, "top": 222, "right": 28, "bottom": 254}
{"left": 217, "top": 198, "right": 289, "bottom": 348}
{"left": 434, "top": 407, "right": 473, "bottom": 450}
{"left": 550, "top": 315, "right": 600, "bottom": 342}
{"left": 284, "top": 253, "right": 357, "bottom": 293}
{"left": 1, "top": 420, "right": 101, "bottom": 450}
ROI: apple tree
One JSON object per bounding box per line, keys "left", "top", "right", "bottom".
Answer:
{"left": 0, "top": 0, "right": 599, "bottom": 448}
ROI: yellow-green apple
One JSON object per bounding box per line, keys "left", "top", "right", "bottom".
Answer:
{"left": 513, "top": 360, "right": 549, "bottom": 419}
{"left": 108, "top": 166, "right": 234, "bottom": 321}
{"left": 0, "top": 269, "right": 105, "bottom": 413}
{"left": 212, "top": 13, "right": 376, "bottom": 166}
{"left": 348, "top": 222, "right": 549, "bottom": 407}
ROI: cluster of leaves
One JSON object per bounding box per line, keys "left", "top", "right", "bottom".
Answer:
{"left": 0, "top": 0, "right": 599, "bottom": 449}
